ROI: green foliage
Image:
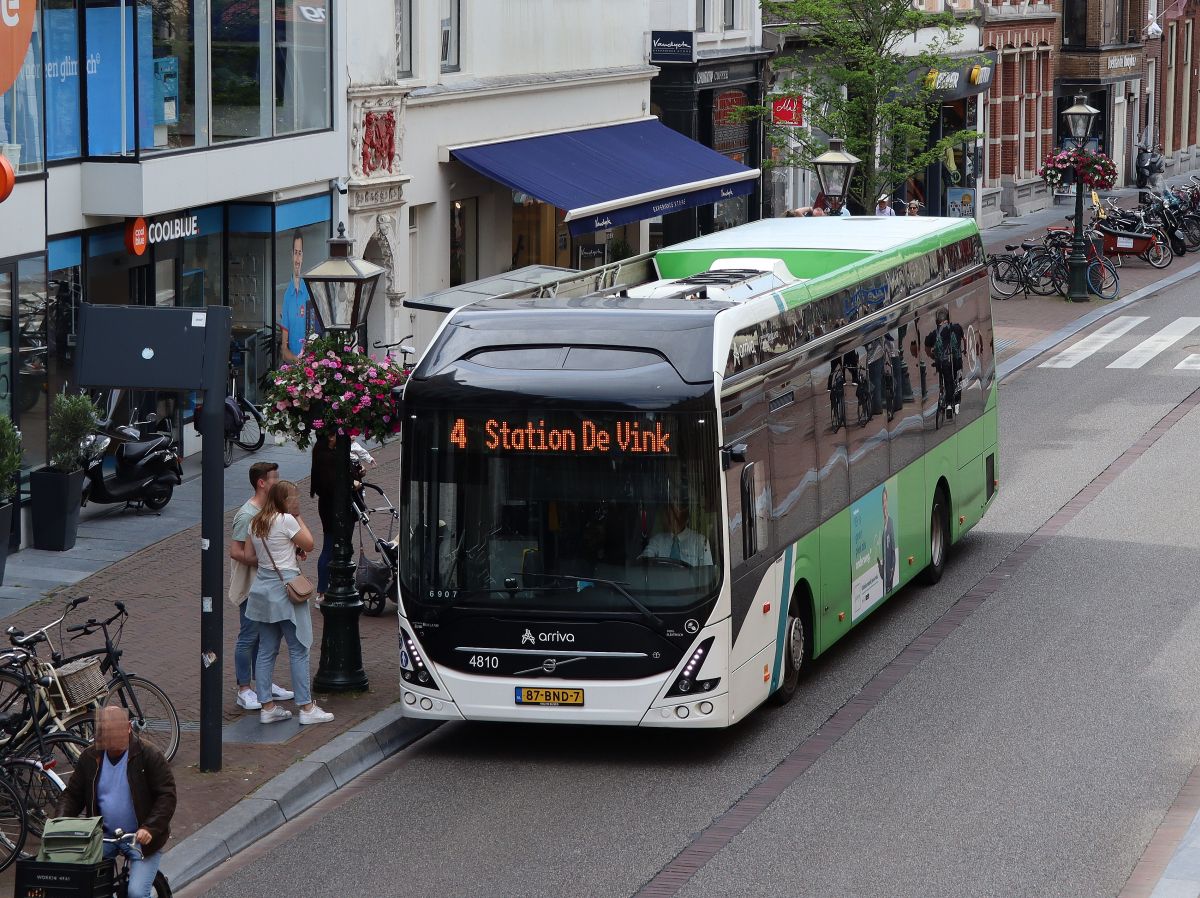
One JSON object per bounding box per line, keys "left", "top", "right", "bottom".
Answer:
{"left": 0, "top": 418, "right": 21, "bottom": 504}
{"left": 47, "top": 393, "right": 98, "bottom": 473}
{"left": 760, "top": 0, "right": 983, "bottom": 210}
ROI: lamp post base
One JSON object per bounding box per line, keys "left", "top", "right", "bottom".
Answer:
{"left": 313, "top": 599, "right": 369, "bottom": 693}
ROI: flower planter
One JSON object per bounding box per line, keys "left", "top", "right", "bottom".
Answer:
{"left": 30, "top": 468, "right": 85, "bottom": 552}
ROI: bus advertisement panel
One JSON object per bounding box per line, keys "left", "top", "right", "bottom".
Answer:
{"left": 851, "top": 477, "right": 900, "bottom": 622}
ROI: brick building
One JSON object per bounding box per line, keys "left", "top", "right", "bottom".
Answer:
{"left": 981, "top": 5, "right": 1060, "bottom": 222}
{"left": 1154, "top": 0, "right": 1200, "bottom": 178}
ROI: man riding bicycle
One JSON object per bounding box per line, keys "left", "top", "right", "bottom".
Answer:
{"left": 59, "top": 706, "right": 177, "bottom": 898}
{"left": 923, "top": 308, "right": 964, "bottom": 419}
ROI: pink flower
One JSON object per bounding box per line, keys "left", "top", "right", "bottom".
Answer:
{"left": 349, "top": 428, "right": 361, "bottom": 437}
{"left": 276, "top": 401, "right": 289, "bottom": 411}
{"left": 332, "top": 402, "right": 340, "bottom": 410}
{"left": 292, "top": 399, "right": 300, "bottom": 406}
{"left": 304, "top": 367, "right": 315, "bottom": 378}
{"left": 343, "top": 391, "right": 353, "bottom": 402}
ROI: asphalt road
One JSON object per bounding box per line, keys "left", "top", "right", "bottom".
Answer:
{"left": 184, "top": 279, "right": 1200, "bottom": 898}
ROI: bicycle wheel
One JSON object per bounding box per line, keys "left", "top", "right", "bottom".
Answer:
{"left": 1, "top": 756, "right": 65, "bottom": 854}
{"left": 152, "top": 871, "right": 174, "bottom": 897}
{"left": 0, "top": 773, "right": 27, "bottom": 871}
{"left": 1024, "top": 250, "right": 1059, "bottom": 295}
{"left": 988, "top": 258, "right": 1021, "bottom": 298}
{"left": 235, "top": 400, "right": 266, "bottom": 451}
{"left": 107, "top": 676, "right": 181, "bottom": 762}
{"left": 1141, "top": 236, "right": 1172, "bottom": 269}
{"left": 13, "top": 731, "right": 89, "bottom": 785}
{"left": 223, "top": 437, "right": 234, "bottom": 468}
{"left": 1183, "top": 215, "right": 1200, "bottom": 251}
{"left": 1086, "top": 257, "right": 1120, "bottom": 300}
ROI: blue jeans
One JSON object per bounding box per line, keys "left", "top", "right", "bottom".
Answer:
{"left": 234, "top": 600, "right": 259, "bottom": 686}
{"left": 317, "top": 536, "right": 333, "bottom": 594}
{"left": 254, "top": 619, "right": 311, "bottom": 707}
{"left": 104, "top": 839, "right": 161, "bottom": 898}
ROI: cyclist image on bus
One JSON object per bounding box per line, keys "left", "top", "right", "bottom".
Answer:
{"left": 924, "top": 307, "right": 965, "bottom": 420}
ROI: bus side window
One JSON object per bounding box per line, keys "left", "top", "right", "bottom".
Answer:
{"left": 767, "top": 370, "right": 818, "bottom": 547}
{"left": 889, "top": 316, "right": 924, "bottom": 473}
{"left": 814, "top": 359, "right": 849, "bottom": 522}
{"left": 725, "top": 428, "right": 771, "bottom": 567}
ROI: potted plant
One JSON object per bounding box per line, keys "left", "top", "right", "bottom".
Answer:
{"left": 31, "top": 393, "right": 98, "bottom": 551}
{"left": 0, "top": 417, "right": 22, "bottom": 582}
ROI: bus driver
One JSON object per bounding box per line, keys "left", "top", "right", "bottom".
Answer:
{"left": 640, "top": 500, "right": 713, "bottom": 567}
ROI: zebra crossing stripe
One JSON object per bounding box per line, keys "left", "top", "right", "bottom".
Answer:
{"left": 1176, "top": 354, "right": 1200, "bottom": 371}
{"left": 1039, "top": 316, "right": 1148, "bottom": 369}
{"left": 1108, "top": 318, "right": 1200, "bottom": 369}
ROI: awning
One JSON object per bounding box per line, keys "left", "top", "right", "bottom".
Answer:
{"left": 450, "top": 120, "right": 759, "bottom": 236}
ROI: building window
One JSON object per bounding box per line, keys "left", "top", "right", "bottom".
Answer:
{"left": 0, "top": 3, "right": 44, "bottom": 174}
{"left": 1063, "top": 0, "right": 1086, "bottom": 47}
{"left": 696, "top": 0, "right": 706, "bottom": 30}
{"left": 275, "top": 0, "right": 331, "bottom": 134}
{"left": 44, "top": 0, "right": 82, "bottom": 161}
{"left": 397, "top": 0, "right": 413, "bottom": 77}
{"left": 1169, "top": 23, "right": 1177, "bottom": 66}
{"left": 1102, "top": 0, "right": 1126, "bottom": 45}
{"left": 723, "top": 0, "right": 736, "bottom": 30}
{"left": 450, "top": 198, "right": 478, "bottom": 287}
{"left": 1188, "top": 21, "right": 1194, "bottom": 63}
{"left": 440, "top": 0, "right": 460, "bottom": 73}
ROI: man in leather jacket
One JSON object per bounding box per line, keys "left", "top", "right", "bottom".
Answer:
{"left": 59, "top": 706, "right": 177, "bottom": 898}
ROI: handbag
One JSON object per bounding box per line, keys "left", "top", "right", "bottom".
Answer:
{"left": 260, "top": 537, "right": 315, "bottom": 605}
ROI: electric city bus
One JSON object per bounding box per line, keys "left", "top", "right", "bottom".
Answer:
{"left": 395, "top": 216, "right": 998, "bottom": 728}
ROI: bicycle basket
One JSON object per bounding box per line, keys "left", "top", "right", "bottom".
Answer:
{"left": 53, "top": 657, "right": 108, "bottom": 709}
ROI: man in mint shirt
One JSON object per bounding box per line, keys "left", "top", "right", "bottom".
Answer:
{"left": 229, "top": 461, "right": 294, "bottom": 710}
{"left": 279, "top": 230, "right": 322, "bottom": 363}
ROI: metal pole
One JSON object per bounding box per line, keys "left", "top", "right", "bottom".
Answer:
{"left": 313, "top": 333, "right": 368, "bottom": 692}
{"left": 199, "top": 306, "right": 231, "bottom": 772}
{"left": 1069, "top": 171, "right": 1089, "bottom": 301}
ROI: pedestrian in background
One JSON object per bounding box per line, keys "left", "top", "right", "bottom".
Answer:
{"left": 310, "top": 434, "right": 337, "bottom": 603}
{"left": 228, "top": 461, "right": 294, "bottom": 712}
{"left": 244, "top": 480, "right": 334, "bottom": 726}
{"left": 875, "top": 194, "right": 895, "bottom": 216}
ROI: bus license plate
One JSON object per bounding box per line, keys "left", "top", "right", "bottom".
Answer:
{"left": 515, "top": 687, "right": 584, "bottom": 706}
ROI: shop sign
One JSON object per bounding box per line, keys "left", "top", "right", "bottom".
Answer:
{"left": 650, "top": 30, "right": 695, "bottom": 64}
{"left": 0, "top": 0, "right": 37, "bottom": 96}
{"left": 1108, "top": 54, "right": 1137, "bottom": 70}
{"left": 772, "top": 96, "right": 804, "bottom": 126}
{"left": 125, "top": 214, "right": 200, "bottom": 256}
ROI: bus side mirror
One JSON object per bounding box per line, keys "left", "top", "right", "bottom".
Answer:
{"left": 391, "top": 385, "right": 406, "bottom": 425}
{"left": 721, "top": 443, "right": 748, "bottom": 469}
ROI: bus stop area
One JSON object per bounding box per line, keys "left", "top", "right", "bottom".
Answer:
{"left": 0, "top": 196, "right": 1198, "bottom": 893}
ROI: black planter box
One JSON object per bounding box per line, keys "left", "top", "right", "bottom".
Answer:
{"left": 30, "top": 468, "right": 85, "bottom": 552}
{"left": 14, "top": 858, "right": 113, "bottom": 897}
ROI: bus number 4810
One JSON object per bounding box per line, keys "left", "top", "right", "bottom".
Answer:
{"left": 469, "top": 655, "right": 499, "bottom": 669}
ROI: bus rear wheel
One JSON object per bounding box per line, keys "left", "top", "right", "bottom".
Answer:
{"left": 919, "top": 486, "right": 950, "bottom": 585}
{"left": 769, "top": 600, "right": 811, "bottom": 706}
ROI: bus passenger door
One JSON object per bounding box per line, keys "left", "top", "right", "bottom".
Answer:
{"left": 724, "top": 427, "right": 781, "bottom": 711}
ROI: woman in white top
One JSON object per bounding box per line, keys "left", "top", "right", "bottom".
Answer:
{"left": 244, "top": 481, "right": 334, "bottom": 725}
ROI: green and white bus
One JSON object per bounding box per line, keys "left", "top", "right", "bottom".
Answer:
{"left": 395, "top": 216, "right": 997, "bottom": 727}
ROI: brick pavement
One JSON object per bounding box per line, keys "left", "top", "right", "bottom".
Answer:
{"left": 0, "top": 439, "right": 405, "bottom": 852}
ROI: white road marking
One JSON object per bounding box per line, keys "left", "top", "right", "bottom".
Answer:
{"left": 1107, "top": 317, "right": 1200, "bottom": 369}
{"left": 1175, "top": 354, "right": 1200, "bottom": 371}
{"left": 1039, "top": 316, "right": 1148, "bottom": 368}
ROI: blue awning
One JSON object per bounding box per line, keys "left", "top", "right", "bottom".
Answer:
{"left": 451, "top": 119, "right": 759, "bottom": 236}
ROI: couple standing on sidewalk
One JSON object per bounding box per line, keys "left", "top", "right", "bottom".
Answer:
{"left": 227, "top": 462, "right": 334, "bottom": 726}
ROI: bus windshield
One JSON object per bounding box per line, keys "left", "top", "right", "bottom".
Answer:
{"left": 400, "top": 408, "right": 722, "bottom": 612}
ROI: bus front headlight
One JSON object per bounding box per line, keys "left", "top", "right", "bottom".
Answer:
{"left": 666, "top": 637, "right": 719, "bottom": 698}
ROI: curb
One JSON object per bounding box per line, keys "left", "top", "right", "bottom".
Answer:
{"left": 996, "top": 257, "right": 1200, "bottom": 382}
{"left": 158, "top": 705, "right": 438, "bottom": 889}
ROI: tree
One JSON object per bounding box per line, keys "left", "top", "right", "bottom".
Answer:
{"left": 760, "top": 0, "right": 982, "bottom": 212}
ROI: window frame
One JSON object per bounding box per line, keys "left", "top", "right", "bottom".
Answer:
{"left": 723, "top": 0, "right": 737, "bottom": 30}
{"left": 396, "top": 0, "right": 413, "bottom": 78}
{"left": 440, "top": 0, "right": 461, "bottom": 74}
{"left": 696, "top": 0, "right": 706, "bottom": 31}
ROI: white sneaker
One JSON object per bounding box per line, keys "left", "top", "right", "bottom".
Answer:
{"left": 236, "top": 690, "right": 261, "bottom": 711}
{"left": 270, "top": 684, "right": 295, "bottom": 701}
{"left": 299, "top": 704, "right": 334, "bottom": 725}
{"left": 260, "top": 706, "right": 293, "bottom": 724}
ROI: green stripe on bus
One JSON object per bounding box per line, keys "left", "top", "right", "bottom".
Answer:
{"left": 770, "top": 544, "right": 794, "bottom": 693}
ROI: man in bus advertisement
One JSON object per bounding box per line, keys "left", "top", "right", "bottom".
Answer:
{"left": 851, "top": 477, "right": 900, "bottom": 621}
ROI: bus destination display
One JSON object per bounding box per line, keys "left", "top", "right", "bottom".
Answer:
{"left": 449, "top": 416, "right": 674, "bottom": 455}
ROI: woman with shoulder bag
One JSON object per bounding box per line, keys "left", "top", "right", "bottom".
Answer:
{"left": 244, "top": 480, "right": 335, "bottom": 725}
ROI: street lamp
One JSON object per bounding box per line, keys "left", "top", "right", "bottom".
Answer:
{"left": 812, "top": 137, "right": 860, "bottom": 212}
{"left": 303, "top": 222, "right": 385, "bottom": 692}
{"left": 1062, "top": 94, "right": 1100, "bottom": 302}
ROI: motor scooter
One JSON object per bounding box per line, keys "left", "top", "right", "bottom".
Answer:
{"left": 80, "top": 408, "right": 182, "bottom": 512}
{"left": 1136, "top": 143, "right": 1166, "bottom": 189}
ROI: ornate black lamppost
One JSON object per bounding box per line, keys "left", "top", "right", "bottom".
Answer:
{"left": 303, "top": 223, "right": 385, "bottom": 692}
{"left": 1062, "top": 94, "right": 1100, "bottom": 302}
{"left": 812, "top": 137, "right": 860, "bottom": 213}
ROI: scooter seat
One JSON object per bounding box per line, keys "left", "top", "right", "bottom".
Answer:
{"left": 117, "top": 438, "right": 164, "bottom": 464}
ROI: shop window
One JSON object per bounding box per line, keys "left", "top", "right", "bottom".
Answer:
{"left": 0, "top": 3, "right": 44, "bottom": 174}
{"left": 145, "top": 0, "right": 197, "bottom": 150}
{"left": 397, "top": 0, "right": 413, "bottom": 78}
{"left": 84, "top": 0, "right": 155, "bottom": 156}
{"left": 273, "top": 201, "right": 330, "bottom": 385}
{"left": 440, "top": 0, "right": 460, "bottom": 73}
{"left": 275, "top": 0, "right": 331, "bottom": 135}
{"left": 47, "top": 238, "right": 83, "bottom": 407}
{"left": 1063, "top": 0, "right": 1086, "bottom": 47}
{"left": 181, "top": 208, "right": 224, "bottom": 309}
{"left": 16, "top": 258, "right": 47, "bottom": 474}
{"left": 0, "top": 273, "right": 11, "bottom": 428}
{"left": 211, "top": 0, "right": 272, "bottom": 142}
{"left": 44, "top": 0, "right": 82, "bottom": 161}
{"left": 450, "top": 198, "right": 478, "bottom": 287}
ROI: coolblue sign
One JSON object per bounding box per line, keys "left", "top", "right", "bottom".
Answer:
{"left": 649, "top": 31, "right": 695, "bottom": 64}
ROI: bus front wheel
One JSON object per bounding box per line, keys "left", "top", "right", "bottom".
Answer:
{"left": 919, "top": 485, "right": 950, "bottom": 585}
{"left": 769, "top": 594, "right": 812, "bottom": 706}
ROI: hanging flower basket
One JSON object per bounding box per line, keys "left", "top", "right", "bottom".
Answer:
{"left": 1038, "top": 148, "right": 1118, "bottom": 191}
{"left": 261, "top": 334, "right": 411, "bottom": 450}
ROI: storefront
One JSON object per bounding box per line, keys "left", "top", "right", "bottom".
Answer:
{"left": 650, "top": 40, "right": 771, "bottom": 246}
{"left": 1056, "top": 49, "right": 1145, "bottom": 186}
{"left": 905, "top": 53, "right": 997, "bottom": 221}
{"left": 38, "top": 193, "right": 333, "bottom": 455}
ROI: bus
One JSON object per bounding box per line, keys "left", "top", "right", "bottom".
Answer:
{"left": 395, "top": 216, "right": 998, "bottom": 727}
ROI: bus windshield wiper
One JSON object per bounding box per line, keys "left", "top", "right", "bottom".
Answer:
{"left": 535, "top": 573, "right": 668, "bottom": 635}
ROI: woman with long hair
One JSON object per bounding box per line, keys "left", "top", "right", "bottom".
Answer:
{"left": 243, "top": 480, "right": 334, "bottom": 725}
